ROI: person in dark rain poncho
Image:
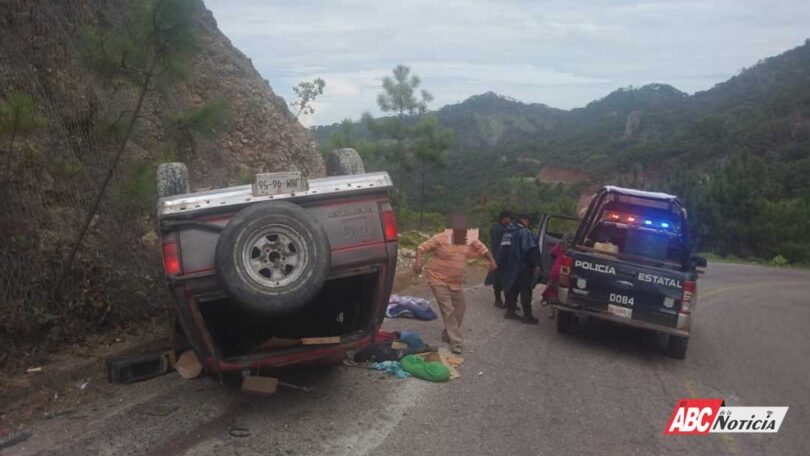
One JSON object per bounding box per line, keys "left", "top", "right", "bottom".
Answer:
{"left": 497, "top": 214, "right": 541, "bottom": 324}
{"left": 484, "top": 210, "right": 511, "bottom": 308}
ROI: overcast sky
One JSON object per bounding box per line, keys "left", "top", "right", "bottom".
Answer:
{"left": 205, "top": 0, "right": 809, "bottom": 126}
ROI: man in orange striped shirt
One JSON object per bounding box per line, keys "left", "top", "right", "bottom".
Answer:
{"left": 414, "top": 214, "right": 497, "bottom": 354}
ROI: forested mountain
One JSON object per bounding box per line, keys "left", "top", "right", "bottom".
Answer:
{"left": 313, "top": 39, "right": 810, "bottom": 263}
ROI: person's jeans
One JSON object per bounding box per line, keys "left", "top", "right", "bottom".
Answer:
{"left": 430, "top": 285, "right": 467, "bottom": 348}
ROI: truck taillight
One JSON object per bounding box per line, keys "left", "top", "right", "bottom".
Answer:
{"left": 559, "top": 255, "right": 573, "bottom": 288}
{"left": 680, "top": 280, "right": 696, "bottom": 314}
{"left": 162, "top": 242, "right": 182, "bottom": 277}
{"left": 382, "top": 210, "right": 398, "bottom": 242}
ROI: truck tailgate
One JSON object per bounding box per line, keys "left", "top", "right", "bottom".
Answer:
{"left": 568, "top": 251, "right": 686, "bottom": 327}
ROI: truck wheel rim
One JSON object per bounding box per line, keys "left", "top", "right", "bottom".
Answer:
{"left": 242, "top": 224, "right": 308, "bottom": 288}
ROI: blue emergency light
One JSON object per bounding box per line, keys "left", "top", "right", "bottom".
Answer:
{"left": 607, "top": 212, "right": 673, "bottom": 230}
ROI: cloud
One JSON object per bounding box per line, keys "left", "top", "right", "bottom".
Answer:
{"left": 204, "top": 0, "right": 810, "bottom": 124}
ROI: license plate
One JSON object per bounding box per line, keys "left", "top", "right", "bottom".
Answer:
{"left": 253, "top": 172, "right": 308, "bottom": 196}
{"left": 607, "top": 304, "right": 632, "bottom": 318}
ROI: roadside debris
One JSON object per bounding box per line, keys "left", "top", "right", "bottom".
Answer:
{"left": 75, "top": 381, "right": 89, "bottom": 391}
{"left": 301, "top": 336, "right": 341, "bottom": 345}
{"left": 175, "top": 350, "right": 202, "bottom": 380}
{"left": 228, "top": 426, "right": 251, "bottom": 438}
{"left": 278, "top": 381, "right": 312, "bottom": 392}
{"left": 0, "top": 430, "right": 32, "bottom": 451}
{"left": 386, "top": 295, "right": 438, "bottom": 320}
{"left": 25, "top": 367, "right": 42, "bottom": 374}
{"left": 241, "top": 375, "right": 278, "bottom": 396}
{"left": 106, "top": 349, "right": 177, "bottom": 384}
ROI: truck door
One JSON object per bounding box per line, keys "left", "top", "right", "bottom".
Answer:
{"left": 537, "top": 214, "right": 579, "bottom": 283}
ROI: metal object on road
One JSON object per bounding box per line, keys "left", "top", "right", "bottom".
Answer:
{"left": 106, "top": 349, "right": 177, "bottom": 384}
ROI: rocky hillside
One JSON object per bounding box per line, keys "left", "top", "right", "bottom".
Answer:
{"left": 0, "top": 0, "right": 324, "bottom": 357}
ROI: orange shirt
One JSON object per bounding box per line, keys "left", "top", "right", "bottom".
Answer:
{"left": 417, "top": 229, "right": 489, "bottom": 290}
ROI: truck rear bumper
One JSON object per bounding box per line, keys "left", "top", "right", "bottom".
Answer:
{"left": 207, "top": 333, "right": 373, "bottom": 373}
{"left": 552, "top": 303, "right": 690, "bottom": 338}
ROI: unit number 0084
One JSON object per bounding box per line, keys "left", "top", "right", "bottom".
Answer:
{"left": 609, "top": 294, "right": 634, "bottom": 306}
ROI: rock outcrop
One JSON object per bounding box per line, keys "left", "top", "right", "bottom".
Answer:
{"left": 0, "top": 0, "right": 323, "bottom": 352}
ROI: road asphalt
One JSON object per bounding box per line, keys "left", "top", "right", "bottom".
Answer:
{"left": 8, "top": 262, "right": 810, "bottom": 456}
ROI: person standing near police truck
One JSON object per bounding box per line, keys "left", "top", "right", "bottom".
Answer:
{"left": 485, "top": 210, "right": 511, "bottom": 308}
{"left": 498, "top": 213, "right": 541, "bottom": 324}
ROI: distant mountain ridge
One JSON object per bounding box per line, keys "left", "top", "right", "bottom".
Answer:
{"left": 313, "top": 39, "right": 810, "bottom": 202}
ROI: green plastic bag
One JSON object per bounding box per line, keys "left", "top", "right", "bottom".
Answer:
{"left": 400, "top": 354, "right": 450, "bottom": 382}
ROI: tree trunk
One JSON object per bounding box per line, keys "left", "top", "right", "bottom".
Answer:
{"left": 419, "top": 159, "right": 426, "bottom": 231}
{"left": 53, "top": 59, "right": 157, "bottom": 299}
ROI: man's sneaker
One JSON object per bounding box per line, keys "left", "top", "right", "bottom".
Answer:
{"left": 503, "top": 310, "right": 521, "bottom": 320}
{"left": 522, "top": 315, "right": 540, "bottom": 325}
{"left": 494, "top": 297, "right": 505, "bottom": 309}
{"left": 451, "top": 345, "right": 463, "bottom": 354}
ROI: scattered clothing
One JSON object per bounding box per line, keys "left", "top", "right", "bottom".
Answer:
{"left": 357, "top": 330, "right": 432, "bottom": 363}
{"left": 354, "top": 341, "right": 404, "bottom": 363}
{"left": 398, "top": 330, "right": 427, "bottom": 353}
{"left": 386, "top": 295, "right": 438, "bottom": 321}
{"left": 400, "top": 355, "right": 450, "bottom": 382}
{"left": 371, "top": 361, "right": 411, "bottom": 379}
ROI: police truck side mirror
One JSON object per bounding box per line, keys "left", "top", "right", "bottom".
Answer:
{"left": 691, "top": 255, "right": 707, "bottom": 269}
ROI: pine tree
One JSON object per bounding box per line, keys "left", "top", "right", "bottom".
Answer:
{"left": 55, "top": 0, "right": 201, "bottom": 296}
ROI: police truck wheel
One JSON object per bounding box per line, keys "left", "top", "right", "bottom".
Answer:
{"left": 556, "top": 310, "right": 574, "bottom": 333}
{"left": 666, "top": 335, "right": 689, "bottom": 360}
{"left": 215, "top": 201, "right": 330, "bottom": 316}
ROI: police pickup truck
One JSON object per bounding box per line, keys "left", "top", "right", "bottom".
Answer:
{"left": 549, "top": 186, "right": 706, "bottom": 359}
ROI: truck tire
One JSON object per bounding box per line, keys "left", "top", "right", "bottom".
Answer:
{"left": 157, "top": 162, "right": 190, "bottom": 198}
{"left": 215, "top": 201, "right": 330, "bottom": 316}
{"left": 326, "top": 148, "right": 365, "bottom": 176}
{"left": 556, "top": 310, "right": 574, "bottom": 333}
{"left": 666, "top": 335, "right": 689, "bottom": 360}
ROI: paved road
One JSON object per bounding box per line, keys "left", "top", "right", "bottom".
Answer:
{"left": 11, "top": 263, "right": 810, "bottom": 455}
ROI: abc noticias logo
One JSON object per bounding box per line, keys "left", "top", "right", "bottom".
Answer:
{"left": 665, "top": 399, "right": 788, "bottom": 435}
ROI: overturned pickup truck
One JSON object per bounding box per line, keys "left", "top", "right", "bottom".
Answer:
{"left": 156, "top": 151, "right": 397, "bottom": 374}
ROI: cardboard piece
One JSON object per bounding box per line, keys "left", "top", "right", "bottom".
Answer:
{"left": 242, "top": 376, "right": 278, "bottom": 396}
{"left": 391, "top": 341, "right": 408, "bottom": 350}
{"left": 301, "top": 336, "right": 341, "bottom": 345}
{"left": 175, "top": 350, "right": 202, "bottom": 379}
